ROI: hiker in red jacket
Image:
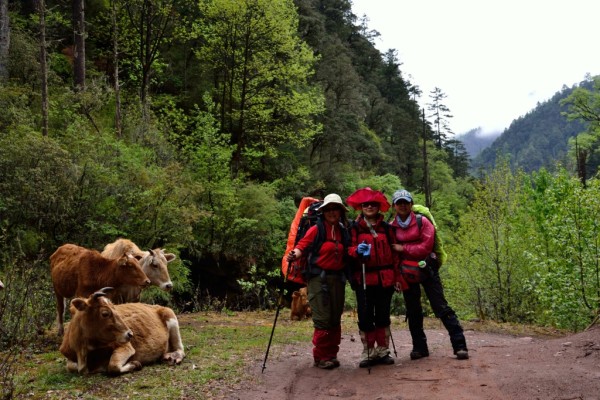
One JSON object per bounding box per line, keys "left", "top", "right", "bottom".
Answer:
{"left": 390, "top": 189, "right": 469, "bottom": 360}
{"left": 287, "top": 193, "right": 350, "bottom": 369}
{"left": 346, "top": 187, "right": 407, "bottom": 368}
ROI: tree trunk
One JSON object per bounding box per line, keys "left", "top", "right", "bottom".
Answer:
{"left": 72, "top": 0, "right": 85, "bottom": 90}
{"left": 124, "top": 0, "right": 176, "bottom": 135}
{"left": 0, "top": 0, "right": 9, "bottom": 81}
{"left": 422, "top": 109, "right": 431, "bottom": 207}
{"left": 111, "top": 0, "right": 121, "bottom": 137}
{"left": 36, "top": 0, "right": 49, "bottom": 136}
{"left": 139, "top": 0, "right": 154, "bottom": 130}
{"left": 575, "top": 137, "right": 588, "bottom": 188}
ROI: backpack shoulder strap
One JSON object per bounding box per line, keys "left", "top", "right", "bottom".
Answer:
{"left": 306, "top": 220, "right": 325, "bottom": 270}
{"left": 341, "top": 221, "right": 351, "bottom": 248}
{"left": 307, "top": 219, "right": 326, "bottom": 255}
{"left": 380, "top": 220, "right": 394, "bottom": 244}
{"left": 349, "top": 220, "right": 358, "bottom": 243}
{"left": 415, "top": 213, "right": 423, "bottom": 230}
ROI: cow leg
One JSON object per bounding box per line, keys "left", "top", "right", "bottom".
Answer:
{"left": 65, "top": 360, "right": 78, "bottom": 373}
{"left": 56, "top": 294, "right": 65, "bottom": 336}
{"left": 107, "top": 342, "right": 140, "bottom": 374}
{"left": 76, "top": 348, "right": 89, "bottom": 374}
{"left": 290, "top": 291, "right": 300, "bottom": 320}
{"left": 163, "top": 317, "right": 185, "bottom": 365}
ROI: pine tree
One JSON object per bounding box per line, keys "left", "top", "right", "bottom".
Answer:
{"left": 427, "top": 86, "right": 453, "bottom": 148}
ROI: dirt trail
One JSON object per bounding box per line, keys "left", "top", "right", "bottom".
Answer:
{"left": 235, "top": 324, "right": 600, "bottom": 400}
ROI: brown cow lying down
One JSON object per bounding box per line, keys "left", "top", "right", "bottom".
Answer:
{"left": 60, "top": 288, "right": 185, "bottom": 375}
{"left": 290, "top": 287, "right": 311, "bottom": 321}
{"left": 101, "top": 238, "right": 176, "bottom": 303}
{"left": 50, "top": 244, "right": 151, "bottom": 335}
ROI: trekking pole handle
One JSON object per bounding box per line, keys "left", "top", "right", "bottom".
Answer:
{"left": 360, "top": 241, "right": 368, "bottom": 291}
{"left": 287, "top": 249, "right": 299, "bottom": 262}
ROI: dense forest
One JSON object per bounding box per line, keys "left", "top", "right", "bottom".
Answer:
{"left": 0, "top": 0, "right": 471, "bottom": 307}
{"left": 1, "top": 1, "right": 600, "bottom": 396}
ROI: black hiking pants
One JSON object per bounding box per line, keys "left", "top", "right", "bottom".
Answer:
{"left": 355, "top": 284, "right": 395, "bottom": 332}
{"left": 403, "top": 266, "right": 467, "bottom": 353}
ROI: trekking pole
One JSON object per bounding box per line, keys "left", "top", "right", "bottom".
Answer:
{"left": 262, "top": 259, "right": 292, "bottom": 373}
{"left": 361, "top": 247, "right": 371, "bottom": 374}
{"left": 389, "top": 326, "right": 398, "bottom": 357}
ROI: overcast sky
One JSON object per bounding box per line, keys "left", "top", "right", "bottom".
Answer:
{"left": 350, "top": 0, "right": 600, "bottom": 135}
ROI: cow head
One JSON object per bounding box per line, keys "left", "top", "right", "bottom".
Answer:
{"left": 117, "top": 254, "right": 151, "bottom": 288}
{"left": 69, "top": 288, "right": 133, "bottom": 346}
{"left": 140, "top": 249, "right": 175, "bottom": 291}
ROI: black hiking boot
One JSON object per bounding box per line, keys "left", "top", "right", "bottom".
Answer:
{"left": 455, "top": 349, "right": 469, "bottom": 360}
{"left": 377, "top": 355, "right": 395, "bottom": 365}
{"left": 314, "top": 359, "right": 337, "bottom": 369}
{"left": 409, "top": 350, "right": 430, "bottom": 360}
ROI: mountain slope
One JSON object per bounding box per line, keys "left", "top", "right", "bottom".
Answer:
{"left": 456, "top": 127, "right": 501, "bottom": 159}
{"left": 470, "top": 80, "right": 591, "bottom": 173}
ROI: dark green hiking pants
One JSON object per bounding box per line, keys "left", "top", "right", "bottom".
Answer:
{"left": 307, "top": 272, "right": 345, "bottom": 330}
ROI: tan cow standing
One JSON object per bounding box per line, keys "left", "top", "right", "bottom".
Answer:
{"left": 290, "top": 287, "right": 312, "bottom": 321}
{"left": 60, "top": 288, "right": 185, "bottom": 375}
{"left": 101, "top": 239, "right": 176, "bottom": 303}
{"left": 50, "top": 244, "right": 151, "bottom": 335}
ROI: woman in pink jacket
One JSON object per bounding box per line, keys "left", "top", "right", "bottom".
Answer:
{"left": 390, "top": 189, "right": 468, "bottom": 360}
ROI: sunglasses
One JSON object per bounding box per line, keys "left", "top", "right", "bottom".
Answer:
{"left": 361, "top": 202, "right": 379, "bottom": 208}
{"left": 395, "top": 200, "right": 411, "bottom": 205}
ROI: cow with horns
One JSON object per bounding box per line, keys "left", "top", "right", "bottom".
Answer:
{"left": 101, "top": 239, "right": 176, "bottom": 303}
{"left": 50, "top": 244, "right": 151, "bottom": 335}
{"left": 59, "top": 287, "right": 185, "bottom": 374}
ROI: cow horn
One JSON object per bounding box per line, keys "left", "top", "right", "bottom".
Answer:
{"left": 93, "top": 287, "right": 115, "bottom": 299}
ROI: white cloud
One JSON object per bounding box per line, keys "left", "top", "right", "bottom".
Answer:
{"left": 350, "top": 0, "right": 599, "bottom": 134}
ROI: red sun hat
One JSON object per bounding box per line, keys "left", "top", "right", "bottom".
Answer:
{"left": 346, "top": 187, "right": 391, "bottom": 212}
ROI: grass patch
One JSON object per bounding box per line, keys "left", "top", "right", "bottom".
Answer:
{"left": 10, "top": 311, "right": 314, "bottom": 399}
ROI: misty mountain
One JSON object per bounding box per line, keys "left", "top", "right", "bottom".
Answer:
{"left": 468, "top": 79, "right": 592, "bottom": 174}
{"left": 455, "top": 128, "right": 501, "bottom": 159}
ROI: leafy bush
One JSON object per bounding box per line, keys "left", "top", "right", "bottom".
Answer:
{"left": 0, "top": 235, "right": 56, "bottom": 399}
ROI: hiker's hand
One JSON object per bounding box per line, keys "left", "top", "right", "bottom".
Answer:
{"left": 363, "top": 244, "right": 371, "bottom": 257}
{"left": 394, "top": 276, "right": 408, "bottom": 292}
{"left": 392, "top": 244, "right": 403, "bottom": 253}
{"left": 287, "top": 249, "right": 301, "bottom": 261}
{"left": 357, "top": 243, "right": 369, "bottom": 255}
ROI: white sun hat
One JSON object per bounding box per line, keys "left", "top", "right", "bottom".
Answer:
{"left": 317, "top": 193, "right": 348, "bottom": 211}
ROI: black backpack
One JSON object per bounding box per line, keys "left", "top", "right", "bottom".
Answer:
{"left": 294, "top": 201, "right": 324, "bottom": 248}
